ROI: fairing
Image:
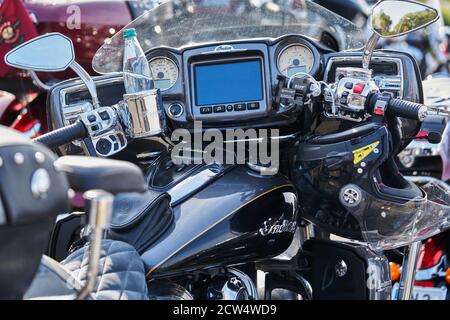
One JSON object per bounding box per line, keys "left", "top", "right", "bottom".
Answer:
{"left": 343, "top": 182, "right": 450, "bottom": 251}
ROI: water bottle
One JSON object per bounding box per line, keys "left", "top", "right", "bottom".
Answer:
{"left": 123, "top": 28, "right": 153, "bottom": 94}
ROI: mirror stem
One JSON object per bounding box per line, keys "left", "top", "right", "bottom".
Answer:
{"left": 29, "top": 71, "right": 52, "bottom": 91}
{"left": 70, "top": 61, "right": 100, "bottom": 108}
{"left": 362, "top": 33, "right": 380, "bottom": 69}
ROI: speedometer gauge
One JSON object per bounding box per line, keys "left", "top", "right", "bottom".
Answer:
{"left": 149, "top": 57, "right": 179, "bottom": 91}
{"left": 277, "top": 44, "right": 315, "bottom": 77}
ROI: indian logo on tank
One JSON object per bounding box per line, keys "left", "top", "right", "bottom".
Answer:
{"left": 259, "top": 219, "right": 297, "bottom": 236}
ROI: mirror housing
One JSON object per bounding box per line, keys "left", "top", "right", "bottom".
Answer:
{"left": 362, "top": 0, "right": 439, "bottom": 69}
{"left": 4, "top": 33, "right": 100, "bottom": 108}
{"left": 371, "top": 0, "right": 439, "bottom": 38}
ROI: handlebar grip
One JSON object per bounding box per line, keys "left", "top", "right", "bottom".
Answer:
{"left": 33, "top": 121, "right": 87, "bottom": 149}
{"left": 387, "top": 98, "right": 428, "bottom": 122}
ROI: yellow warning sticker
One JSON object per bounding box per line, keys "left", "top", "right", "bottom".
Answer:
{"left": 352, "top": 141, "right": 380, "bottom": 164}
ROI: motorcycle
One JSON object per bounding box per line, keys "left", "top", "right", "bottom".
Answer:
{"left": 3, "top": 0, "right": 450, "bottom": 300}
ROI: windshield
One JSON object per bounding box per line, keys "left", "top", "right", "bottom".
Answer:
{"left": 93, "top": 0, "right": 367, "bottom": 74}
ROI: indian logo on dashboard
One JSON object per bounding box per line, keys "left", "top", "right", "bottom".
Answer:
{"left": 214, "top": 44, "right": 235, "bottom": 52}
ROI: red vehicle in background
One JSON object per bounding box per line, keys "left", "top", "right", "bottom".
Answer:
{"left": 0, "top": 0, "right": 156, "bottom": 136}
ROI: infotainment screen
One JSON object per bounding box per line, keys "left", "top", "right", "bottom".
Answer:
{"left": 194, "top": 59, "right": 264, "bottom": 106}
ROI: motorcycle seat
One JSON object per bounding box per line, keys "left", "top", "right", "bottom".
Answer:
{"left": 24, "top": 239, "right": 148, "bottom": 300}
{"left": 54, "top": 156, "right": 147, "bottom": 194}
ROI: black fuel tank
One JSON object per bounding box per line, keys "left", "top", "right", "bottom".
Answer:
{"left": 141, "top": 164, "right": 298, "bottom": 277}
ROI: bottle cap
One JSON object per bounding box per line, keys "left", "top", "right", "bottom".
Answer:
{"left": 123, "top": 28, "right": 137, "bottom": 39}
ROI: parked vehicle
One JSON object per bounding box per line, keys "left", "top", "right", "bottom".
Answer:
{"left": 394, "top": 76, "right": 450, "bottom": 300}
{"left": 3, "top": 0, "right": 450, "bottom": 300}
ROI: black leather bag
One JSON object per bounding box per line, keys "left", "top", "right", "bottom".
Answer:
{"left": 107, "top": 189, "right": 173, "bottom": 253}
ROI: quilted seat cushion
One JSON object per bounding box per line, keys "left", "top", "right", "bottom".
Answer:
{"left": 62, "top": 239, "right": 148, "bottom": 300}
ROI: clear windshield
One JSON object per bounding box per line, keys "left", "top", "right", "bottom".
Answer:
{"left": 343, "top": 182, "right": 450, "bottom": 251}
{"left": 93, "top": 0, "right": 367, "bottom": 74}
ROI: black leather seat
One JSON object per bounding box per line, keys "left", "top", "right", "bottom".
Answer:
{"left": 54, "top": 156, "right": 147, "bottom": 194}
{"left": 25, "top": 240, "right": 149, "bottom": 300}
{"left": 0, "top": 126, "right": 149, "bottom": 300}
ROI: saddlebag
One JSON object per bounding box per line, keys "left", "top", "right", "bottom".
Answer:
{"left": 107, "top": 189, "right": 173, "bottom": 254}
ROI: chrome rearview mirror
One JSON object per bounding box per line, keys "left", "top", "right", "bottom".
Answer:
{"left": 5, "top": 33, "right": 75, "bottom": 72}
{"left": 363, "top": 0, "right": 439, "bottom": 69}
{"left": 4, "top": 33, "right": 99, "bottom": 108}
{"left": 371, "top": 0, "right": 439, "bottom": 38}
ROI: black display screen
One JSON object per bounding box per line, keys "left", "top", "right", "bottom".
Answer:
{"left": 194, "top": 59, "right": 264, "bottom": 106}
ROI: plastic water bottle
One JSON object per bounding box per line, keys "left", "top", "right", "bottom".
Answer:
{"left": 123, "top": 28, "right": 153, "bottom": 94}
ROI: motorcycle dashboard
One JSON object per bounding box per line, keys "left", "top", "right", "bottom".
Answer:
{"left": 48, "top": 35, "right": 423, "bottom": 153}
{"left": 145, "top": 35, "right": 323, "bottom": 129}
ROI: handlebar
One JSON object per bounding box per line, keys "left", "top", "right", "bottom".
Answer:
{"left": 33, "top": 120, "right": 87, "bottom": 149}
{"left": 368, "top": 93, "right": 428, "bottom": 122}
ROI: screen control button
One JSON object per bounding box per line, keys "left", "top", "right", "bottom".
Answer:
{"left": 96, "top": 139, "right": 112, "bottom": 155}
{"left": 344, "top": 82, "right": 354, "bottom": 90}
{"left": 200, "top": 107, "right": 212, "bottom": 114}
{"left": 99, "top": 111, "right": 110, "bottom": 121}
{"left": 214, "top": 105, "right": 226, "bottom": 113}
{"left": 226, "top": 105, "right": 233, "bottom": 112}
{"left": 88, "top": 115, "right": 97, "bottom": 123}
{"left": 247, "top": 102, "right": 260, "bottom": 110}
{"left": 168, "top": 103, "right": 184, "bottom": 118}
{"left": 234, "top": 103, "right": 246, "bottom": 111}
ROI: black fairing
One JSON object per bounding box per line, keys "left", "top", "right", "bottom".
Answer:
{"left": 292, "top": 124, "right": 391, "bottom": 239}
{"left": 141, "top": 165, "right": 298, "bottom": 277}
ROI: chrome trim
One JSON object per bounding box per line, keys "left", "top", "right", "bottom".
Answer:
{"left": 77, "top": 190, "right": 114, "bottom": 300}
{"left": 166, "top": 165, "right": 224, "bottom": 205}
{"left": 59, "top": 75, "right": 124, "bottom": 125}
{"left": 324, "top": 55, "right": 404, "bottom": 98}
{"left": 397, "top": 241, "right": 422, "bottom": 300}
{"left": 276, "top": 43, "right": 315, "bottom": 76}
{"left": 362, "top": 33, "right": 381, "bottom": 70}
{"left": 148, "top": 56, "right": 179, "bottom": 92}
{"left": 167, "top": 103, "right": 184, "bottom": 118}
{"left": 228, "top": 268, "right": 259, "bottom": 300}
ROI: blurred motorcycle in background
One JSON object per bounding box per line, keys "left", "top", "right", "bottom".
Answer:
{"left": 393, "top": 75, "right": 450, "bottom": 300}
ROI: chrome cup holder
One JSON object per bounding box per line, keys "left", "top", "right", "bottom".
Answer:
{"left": 122, "top": 89, "right": 167, "bottom": 139}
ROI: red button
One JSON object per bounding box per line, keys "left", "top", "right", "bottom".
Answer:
{"left": 353, "top": 83, "right": 365, "bottom": 94}
{"left": 374, "top": 107, "right": 384, "bottom": 115}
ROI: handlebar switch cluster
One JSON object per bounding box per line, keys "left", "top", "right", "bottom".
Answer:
{"left": 79, "top": 107, "right": 127, "bottom": 157}
{"left": 334, "top": 76, "right": 379, "bottom": 122}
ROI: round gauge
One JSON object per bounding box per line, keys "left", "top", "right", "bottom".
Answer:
{"left": 277, "top": 44, "right": 315, "bottom": 77}
{"left": 149, "top": 57, "right": 179, "bottom": 91}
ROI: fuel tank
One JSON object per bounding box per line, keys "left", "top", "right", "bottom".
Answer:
{"left": 141, "top": 160, "right": 298, "bottom": 278}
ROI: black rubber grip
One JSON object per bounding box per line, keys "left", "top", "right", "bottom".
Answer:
{"left": 33, "top": 121, "right": 86, "bottom": 149}
{"left": 387, "top": 98, "right": 427, "bottom": 121}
